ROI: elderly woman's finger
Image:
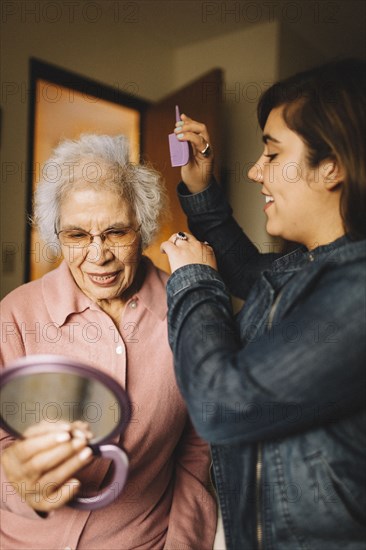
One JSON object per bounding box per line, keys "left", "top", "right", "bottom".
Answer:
{"left": 8, "top": 432, "right": 90, "bottom": 469}
{"left": 11, "top": 432, "right": 72, "bottom": 465}
{"left": 30, "top": 478, "right": 81, "bottom": 512}
{"left": 24, "top": 420, "right": 72, "bottom": 438}
{"left": 24, "top": 420, "right": 92, "bottom": 440}
{"left": 32, "top": 444, "right": 93, "bottom": 488}
{"left": 31, "top": 448, "right": 94, "bottom": 511}
{"left": 2, "top": 437, "right": 93, "bottom": 511}
{"left": 21, "top": 436, "right": 91, "bottom": 478}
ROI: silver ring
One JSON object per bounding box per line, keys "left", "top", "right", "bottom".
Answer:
{"left": 200, "top": 142, "right": 211, "bottom": 158}
{"left": 173, "top": 231, "right": 188, "bottom": 245}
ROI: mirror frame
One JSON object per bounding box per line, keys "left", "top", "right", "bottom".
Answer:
{"left": 0, "top": 354, "right": 131, "bottom": 444}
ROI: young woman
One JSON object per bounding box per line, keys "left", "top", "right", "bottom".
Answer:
{"left": 161, "top": 58, "right": 366, "bottom": 549}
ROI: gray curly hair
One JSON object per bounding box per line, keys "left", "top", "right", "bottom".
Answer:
{"left": 33, "top": 134, "right": 167, "bottom": 250}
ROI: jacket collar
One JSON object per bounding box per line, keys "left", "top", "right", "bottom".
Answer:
{"left": 268, "top": 235, "right": 366, "bottom": 325}
{"left": 42, "top": 257, "right": 168, "bottom": 327}
{"left": 272, "top": 235, "right": 366, "bottom": 272}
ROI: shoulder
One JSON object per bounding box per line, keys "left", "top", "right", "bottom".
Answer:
{"left": 322, "top": 239, "right": 366, "bottom": 284}
{"left": 143, "top": 256, "right": 170, "bottom": 287}
{"left": 137, "top": 257, "right": 169, "bottom": 320}
{"left": 1, "top": 264, "right": 66, "bottom": 320}
{"left": 1, "top": 278, "right": 43, "bottom": 314}
{"left": 0, "top": 278, "right": 48, "bottom": 354}
{"left": 153, "top": 263, "right": 170, "bottom": 286}
{"left": 321, "top": 256, "right": 366, "bottom": 299}
{"left": 300, "top": 251, "right": 366, "bottom": 327}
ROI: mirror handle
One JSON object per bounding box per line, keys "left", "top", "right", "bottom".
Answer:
{"left": 69, "top": 444, "right": 129, "bottom": 510}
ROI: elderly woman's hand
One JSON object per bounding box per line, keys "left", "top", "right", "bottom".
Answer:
{"left": 174, "top": 114, "right": 214, "bottom": 194}
{"left": 1, "top": 420, "right": 93, "bottom": 513}
{"left": 161, "top": 232, "right": 217, "bottom": 273}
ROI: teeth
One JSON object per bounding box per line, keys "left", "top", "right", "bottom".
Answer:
{"left": 91, "top": 274, "right": 115, "bottom": 281}
{"left": 265, "top": 196, "right": 274, "bottom": 203}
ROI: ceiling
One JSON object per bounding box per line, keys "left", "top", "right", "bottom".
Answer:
{"left": 129, "top": 0, "right": 365, "bottom": 51}
{"left": 134, "top": 0, "right": 277, "bottom": 46}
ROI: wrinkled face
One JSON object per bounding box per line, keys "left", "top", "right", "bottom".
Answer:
{"left": 248, "top": 106, "right": 336, "bottom": 248}
{"left": 59, "top": 187, "right": 141, "bottom": 304}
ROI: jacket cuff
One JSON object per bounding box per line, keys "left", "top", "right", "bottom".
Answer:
{"left": 167, "top": 264, "right": 227, "bottom": 298}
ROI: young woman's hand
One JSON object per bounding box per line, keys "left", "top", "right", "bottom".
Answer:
{"left": 161, "top": 232, "right": 217, "bottom": 273}
{"left": 1, "top": 420, "right": 93, "bottom": 513}
{"left": 174, "top": 114, "right": 214, "bottom": 193}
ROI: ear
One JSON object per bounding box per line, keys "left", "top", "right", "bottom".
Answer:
{"left": 320, "top": 157, "right": 345, "bottom": 190}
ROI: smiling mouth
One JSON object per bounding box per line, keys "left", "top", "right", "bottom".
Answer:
{"left": 88, "top": 272, "right": 119, "bottom": 285}
{"left": 263, "top": 194, "right": 275, "bottom": 212}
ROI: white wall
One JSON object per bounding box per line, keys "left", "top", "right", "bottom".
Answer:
{"left": 172, "top": 0, "right": 366, "bottom": 253}
{"left": 173, "top": 22, "right": 280, "bottom": 252}
{"left": 279, "top": 0, "right": 366, "bottom": 77}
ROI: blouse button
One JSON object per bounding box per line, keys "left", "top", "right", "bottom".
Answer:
{"left": 308, "top": 252, "right": 314, "bottom": 262}
{"left": 129, "top": 299, "right": 137, "bottom": 309}
{"left": 116, "top": 345, "right": 124, "bottom": 355}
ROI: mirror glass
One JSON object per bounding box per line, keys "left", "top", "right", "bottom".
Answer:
{"left": 0, "top": 356, "right": 130, "bottom": 444}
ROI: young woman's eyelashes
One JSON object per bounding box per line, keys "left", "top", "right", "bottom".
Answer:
{"left": 264, "top": 153, "right": 278, "bottom": 162}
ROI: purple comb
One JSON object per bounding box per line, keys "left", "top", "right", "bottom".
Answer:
{"left": 169, "top": 105, "right": 189, "bottom": 167}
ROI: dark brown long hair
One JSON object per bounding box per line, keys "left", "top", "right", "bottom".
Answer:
{"left": 257, "top": 58, "right": 366, "bottom": 240}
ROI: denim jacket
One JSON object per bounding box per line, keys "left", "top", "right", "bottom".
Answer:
{"left": 166, "top": 179, "right": 366, "bottom": 549}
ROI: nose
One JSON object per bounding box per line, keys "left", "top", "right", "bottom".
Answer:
{"left": 85, "top": 236, "right": 113, "bottom": 264}
{"left": 247, "top": 154, "right": 264, "bottom": 183}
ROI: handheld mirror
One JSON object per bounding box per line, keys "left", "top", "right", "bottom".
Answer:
{"left": 0, "top": 354, "right": 131, "bottom": 510}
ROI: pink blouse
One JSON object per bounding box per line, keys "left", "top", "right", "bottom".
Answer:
{"left": 0, "top": 259, "right": 217, "bottom": 549}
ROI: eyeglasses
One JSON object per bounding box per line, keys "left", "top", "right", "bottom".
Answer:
{"left": 56, "top": 225, "right": 141, "bottom": 248}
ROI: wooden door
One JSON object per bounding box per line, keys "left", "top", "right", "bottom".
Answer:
{"left": 142, "top": 69, "right": 223, "bottom": 273}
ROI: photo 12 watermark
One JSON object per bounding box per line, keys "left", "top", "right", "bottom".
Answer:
{"left": 201, "top": 1, "right": 340, "bottom": 25}
{"left": 1, "top": 80, "right": 139, "bottom": 105}
{"left": 1, "top": 1, "right": 140, "bottom": 24}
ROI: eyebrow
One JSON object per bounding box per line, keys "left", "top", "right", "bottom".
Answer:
{"left": 60, "top": 223, "right": 130, "bottom": 231}
{"left": 262, "top": 134, "right": 281, "bottom": 144}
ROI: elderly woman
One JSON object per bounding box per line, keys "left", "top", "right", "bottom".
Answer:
{"left": 0, "top": 135, "right": 217, "bottom": 549}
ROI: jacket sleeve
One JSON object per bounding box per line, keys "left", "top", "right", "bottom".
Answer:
{"left": 164, "top": 417, "right": 217, "bottom": 550}
{"left": 166, "top": 262, "right": 366, "bottom": 445}
{"left": 177, "top": 178, "right": 280, "bottom": 299}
